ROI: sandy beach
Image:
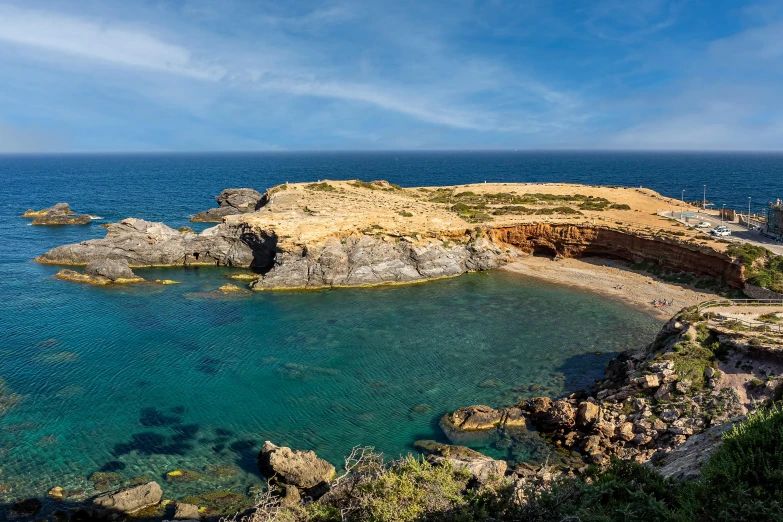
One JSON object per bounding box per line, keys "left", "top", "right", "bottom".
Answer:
{"left": 501, "top": 255, "right": 719, "bottom": 321}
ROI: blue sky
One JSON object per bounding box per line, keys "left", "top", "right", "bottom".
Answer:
{"left": 1, "top": 0, "right": 782, "bottom": 152}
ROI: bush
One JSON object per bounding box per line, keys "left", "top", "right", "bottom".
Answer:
{"left": 687, "top": 406, "right": 783, "bottom": 520}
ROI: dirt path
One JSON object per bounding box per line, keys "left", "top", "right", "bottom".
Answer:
{"left": 501, "top": 255, "right": 719, "bottom": 321}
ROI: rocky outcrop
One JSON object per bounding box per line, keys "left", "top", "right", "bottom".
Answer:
{"left": 442, "top": 312, "right": 747, "bottom": 470}
{"left": 257, "top": 441, "right": 336, "bottom": 494}
{"left": 429, "top": 454, "right": 507, "bottom": 483}
{"left": 56, "top": 259, "right": 145, "bottom": 285}
{"left": 37, "top": 218, "right": 264, "bottom": 268}
{"left": 191, "top": 188, "right": 264, "bottom": 222}
{"left": 249, "top": 235, "right": 509, "bottom": 290}
{"left": 92, "top": 481, "right": 162, "bottom": 514}
{"left": 173, "top": 502, "right": 201, "bottom": 520}
{"left": 22, "top": 202, "right": 91, "bottom": 225}
{"left": 440, "top": 405, "right": 525, "bottom": 433}
{"left": 650, "top": 419, "right": 741, "bottom": 481}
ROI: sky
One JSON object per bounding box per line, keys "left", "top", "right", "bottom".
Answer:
{"left": 1, "top": 0, "right": 782, "bottom": 152}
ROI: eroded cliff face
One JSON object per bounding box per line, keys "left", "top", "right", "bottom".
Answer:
{"left": 489, "top": 224, "right": 744, "bottom": 287}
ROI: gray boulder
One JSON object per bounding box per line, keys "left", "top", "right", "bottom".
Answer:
{"left": 93, "top": 481, "right": 162, "bottom": 513}
{"left": 257, "top": 441, "right": 336, "bottom": 491}
{"left": 173, "top": 502, "right": 200, "bottom": 520}
{"left": 84, "top": 258, "right": 139, "bottom": 281}
{"left": 191, "top": 188, "right": 264, "bottom": 222}
{"left": 428, "top": 454, "right": 507, "bottom": 483}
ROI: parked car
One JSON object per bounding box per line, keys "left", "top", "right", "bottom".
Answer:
{"left": 695, "top": 221, "right": 712, "bottom": 228}
{"left": 711, "top": 226, "right": 731, "bottom": 237}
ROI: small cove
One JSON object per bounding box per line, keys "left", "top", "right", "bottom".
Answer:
{"left": 1, "top": 265, "right": 660, "bottom": 500}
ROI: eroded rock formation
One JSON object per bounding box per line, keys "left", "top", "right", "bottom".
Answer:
{"left": 489, "top": 224, "right": 744, "bottom": 286}
{"left": 191, "top": 188, "right": 264, "bottom": 222}
{"left": 257, "top": 441, "right": 336, "bottom": 496}
{"left": 37, "top": 218, "right": 264, "bottom": 268}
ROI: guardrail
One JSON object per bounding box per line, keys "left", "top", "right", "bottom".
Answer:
{"left": 697, "top": 298, "right": 783, "bottom": 312}
{"left": 711, "top": 315, "right": 783, "bottom": 334}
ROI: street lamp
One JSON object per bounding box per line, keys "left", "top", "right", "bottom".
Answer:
{"left": 703, "top": 185, "right": 706, "bottom": 211}
{"left": 748, "top": 197, "right": 752, "bottom": 230}
{"left": 681, "top": 189, "right": 685, "bottom": 218}
{"left": 721, "top": 204, "right": 725, "bottom": 225}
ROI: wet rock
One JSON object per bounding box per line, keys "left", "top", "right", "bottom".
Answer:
{"left": 22, "top": 203, "right": 91, "bottom": 225}
{"left": 257, "top": 441, "right": 336, "bottom": 491}
{"left": 441, "top": 405, "right": 503, "bottom": 431}
{"left": 191, "top": 188, "right": 264, "bottom": 222}
{"left": 93, "top": 481, "right": 162, "bottom": 513}
{"left": 173, "top": 502, "right": 200, "bottom": 520}
{"left": 48, "top": 486, "right": 65, "bottom": 500}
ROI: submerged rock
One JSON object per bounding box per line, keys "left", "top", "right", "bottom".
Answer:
{"left": 93, "top": 481, "right": 162, "bottom": 513}
{"left": 257, "top": 441, "right": 336, "bottom": 492}
{"left": 10, "top": 498, "right": 42, "bottom": 517}
{"left": 22, "top": 202, "right": 91, "bottom": 225}
{"left": 191, "top": 188, "right": 264, "bottom": 222}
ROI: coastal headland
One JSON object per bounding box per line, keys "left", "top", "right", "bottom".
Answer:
{"left": 35, "top": 180, "right": 745, "bottom": 293}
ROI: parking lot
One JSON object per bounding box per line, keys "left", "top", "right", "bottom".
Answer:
{"left": 660, "top": 210, "right": 783, "bottom": 256}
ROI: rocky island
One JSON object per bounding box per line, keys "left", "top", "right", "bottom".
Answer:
{"left": 22, "top": 203, "right": 92, "bottom": 225}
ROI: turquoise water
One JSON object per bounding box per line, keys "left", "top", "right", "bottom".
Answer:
{"left": 1, "top": 264, "right": 659, "bottom": 500}
{"left": 12, "top": 151, "right": 778, "bottom": 504}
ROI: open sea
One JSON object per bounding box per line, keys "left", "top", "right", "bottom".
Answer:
{"left": 2, "top": 151, "right": 783, "bottom": 506}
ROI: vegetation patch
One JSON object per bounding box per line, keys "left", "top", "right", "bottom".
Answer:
{"left": 727, "top": 243, "right": 783, "bottom": 293}
{"left": 306, "top": 182, "right": 338, "bottom": 192}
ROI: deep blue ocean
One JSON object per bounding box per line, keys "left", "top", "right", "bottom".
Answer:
{"left": 1, "top": 151, "right": 782, "bottom": 505}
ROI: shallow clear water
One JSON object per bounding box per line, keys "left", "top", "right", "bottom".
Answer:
{"left": 5, "top": 151, "right": 780, "bottom": 502}
{"left": 1, "top": 266, "right": 659, "bottom": 499}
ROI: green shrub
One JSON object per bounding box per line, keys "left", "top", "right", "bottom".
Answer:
{"left": 689, "top": 407, "right": 783, "bottom": 520}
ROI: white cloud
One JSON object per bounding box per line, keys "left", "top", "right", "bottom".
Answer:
{"left": 0, "top": 2, "right": 585, "bottom": 137}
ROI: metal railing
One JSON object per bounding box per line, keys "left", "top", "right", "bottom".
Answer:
{"left": 711, "top": 315, "right": 783, "bottom": 335}
{"left": 695, "top": 298, "right": 783, "bottom": 335}
{"left": 697, "top": 298, "right": 783, "bottom": 312}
